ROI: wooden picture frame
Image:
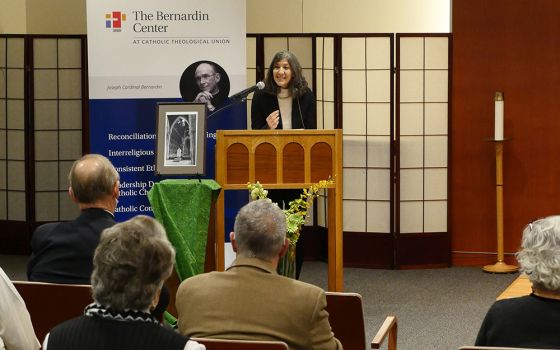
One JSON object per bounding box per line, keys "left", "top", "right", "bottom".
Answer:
{"left": 155, "top": 102, "right": 206, "bottom": 176}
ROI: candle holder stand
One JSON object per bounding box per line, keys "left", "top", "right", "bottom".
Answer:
{"left": 483, "top": 139, "right": 518, "bottom": 273}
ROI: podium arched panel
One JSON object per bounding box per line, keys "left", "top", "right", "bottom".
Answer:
{"left": 255, "top": 142, "right": 277, "bottom": 184}
{"left": 310, "top": 142, "right": 333, "bottom": 183}
{"left": 215, "top": 129, "right": 343, "bottom": 291}
{"left": 226, "top": 143, "right": 249, "bottom": 184}
{"left": 283, "top": 142, "right": 305, "bottom": 183}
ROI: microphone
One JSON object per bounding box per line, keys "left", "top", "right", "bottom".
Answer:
{"left": 229, "top": 81, "right": 265, "bottom": 101}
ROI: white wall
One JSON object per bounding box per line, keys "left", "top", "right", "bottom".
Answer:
{"left": 1, "top": 0, "right": 450, "bottom": 35}
{"left": 0, "top": 0, "right": 27, "bottom": 33}
{"left": 247, "top": 0, "right": 451, "bottom": 33}
{"left": 26, "top": 0, "right": 86, "bottom": 34}
{"left": 0, "top": 0, "right": 86, "bottom": 34}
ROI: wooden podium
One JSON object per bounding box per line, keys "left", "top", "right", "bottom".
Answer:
{"left": 214, "top": 129, "right": 344, "bottom": 291}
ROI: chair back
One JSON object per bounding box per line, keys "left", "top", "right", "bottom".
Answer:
{"left": 325, "top": 292, "right": 366, "bottom": 350}
{"left": 325, "top": 291, "right": 397, "bottom": 350}
{"left": 13, "top": 281, "right": 93, "bottom": 342}
{"left": 191, "top": 338, "right": 289, "bottom": 350}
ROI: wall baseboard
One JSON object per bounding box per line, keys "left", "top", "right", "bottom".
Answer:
{"left": 451, "top": 252, "right": 518, "bottom": 267}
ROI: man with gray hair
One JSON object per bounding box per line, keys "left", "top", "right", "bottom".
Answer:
{"left": 176, "top": 199, "right": 342, "bottom": 350}
{"left": 27, "top": 154, "right": 120, "bottom": 284}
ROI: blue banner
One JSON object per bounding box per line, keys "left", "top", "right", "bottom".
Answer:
{"left": 90, "top": 98, "right": 246, "bottom": 227}
{"left": 87, "top": 0, "right": 247, "bottom": 242}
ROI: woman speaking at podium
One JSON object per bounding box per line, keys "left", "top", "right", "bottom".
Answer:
{"left": 251, "top": 50, "right": 316, "bottom": 130}
{"left": 250, "top": 50, "right": 317, "bottom": 279}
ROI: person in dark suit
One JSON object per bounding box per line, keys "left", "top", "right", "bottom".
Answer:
{"left": 175, "top": 199, "right": 342, "bottom": 350}
{"left": 193, "top": 62, "right": 228, "bottom": 112}
{"left": 27, "top": 154, "right": 119, "bottom": 284}
{"left": 27, "top": 154, "right": 170, "bottom": 320}
{"left": 179, "top": 60, "right": 231, "bottom": 114}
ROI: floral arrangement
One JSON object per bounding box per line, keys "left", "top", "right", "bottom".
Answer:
{"left": 247, "top": 178, "right": 334, "bottom": 246}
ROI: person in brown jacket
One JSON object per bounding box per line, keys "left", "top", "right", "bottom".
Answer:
{"left": 175, "top": 199, "right": 342, "bottom": 350}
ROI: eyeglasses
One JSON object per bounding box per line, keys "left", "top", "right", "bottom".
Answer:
{"left": 195, "top": 73, "right": 215, "bottom": 82}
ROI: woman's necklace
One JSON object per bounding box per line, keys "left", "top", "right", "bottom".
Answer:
{"left": 278, "top": 88, "right": 291, "bottom": 99}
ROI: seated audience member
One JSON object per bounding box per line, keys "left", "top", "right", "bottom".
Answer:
{"left": 27, "top": 154, "right": 119, "bottom": 284}
{"left": 43, "top": 216, "right": 205, "bottom": 350}
{"left": 176, "top": 199, "right": 342, "bottom": 350}
{"left": 27, "top": 153, "right": 169, "bottom": 319}
{"left": 0, "top": 267, "right": 41, "bottom": 350}
{"left": 476, "top": 215, "right": 560, "bottom": 348}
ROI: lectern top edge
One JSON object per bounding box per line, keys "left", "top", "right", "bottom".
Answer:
{"left": 216, "top": 129, "right": 341, "bottom": 136}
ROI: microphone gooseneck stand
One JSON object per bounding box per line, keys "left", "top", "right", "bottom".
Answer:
{"left": 208, "top": 82, "right": 264, "bottom": 119}
{"left": 206, "top": 96, "right": 246, "bottom": 119}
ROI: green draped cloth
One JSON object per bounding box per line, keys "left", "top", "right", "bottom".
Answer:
{"left": 148, "top": 179, "right": 221, "bottom": 281}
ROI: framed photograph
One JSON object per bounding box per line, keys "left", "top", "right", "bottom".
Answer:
{"left": 155, "top": 102, "right": 206, "bottom": 176}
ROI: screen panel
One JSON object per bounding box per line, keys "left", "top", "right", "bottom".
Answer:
{"left": 33, "top": 37, "right": 84, "bottom": 222}
{"left": 341, "top": 35, "right": 392, "bottom": 234}
{"left": 1, "top": 37, "right": 26, "bottom": 220}
{"left": 398, "top": 35, "right": 449, "bottom": 235}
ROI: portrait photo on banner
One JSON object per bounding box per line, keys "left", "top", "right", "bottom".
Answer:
{"left": 179, "top": 60, "right": 230, "bottom": 113}
{"left": 155, "top": 102, "right": 207, "bottom": 176}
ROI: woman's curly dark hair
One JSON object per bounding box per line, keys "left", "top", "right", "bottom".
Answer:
{"left": 263, "top": 50, "right": 309, "bottom": 98}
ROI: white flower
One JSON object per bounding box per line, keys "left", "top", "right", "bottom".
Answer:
{"left": 250, "top": 189, "right": 259, "bottom": 200}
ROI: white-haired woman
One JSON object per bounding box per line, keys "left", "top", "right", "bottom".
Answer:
{"left": 42, "top": 216, "right": 204, "bottom": 350}
{"left": 475, "top": 215, "right": 560, "bottom": 348}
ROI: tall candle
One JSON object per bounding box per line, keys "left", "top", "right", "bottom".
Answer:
{"left": 494, "top": 92, "right": 504, "bottom": 140}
